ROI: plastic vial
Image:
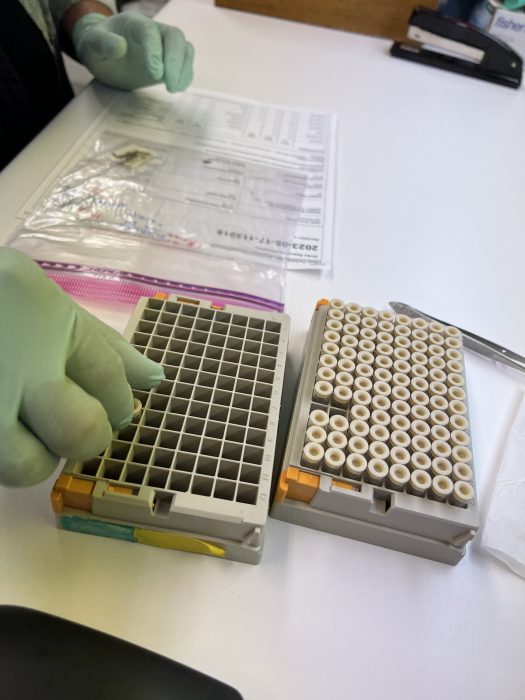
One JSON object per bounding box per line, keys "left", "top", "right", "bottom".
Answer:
{"left": 329, "top": 298, "right": 346, "bottom": 310}
{"left": 391, "top": 400, "right": 410, "bottom": 417}
{"left": 446, "top": 359, "right": 463, "bottom": 374}
{"left": 450, "top": 414, "right": 469, "bottom": 431}
{"left": 452, "top": 463, "right": 473, "bottom": 482}
{"left": 337, "top": 358, "right": 356, "bottom": 373}
{"left": 319, "top": 353, "right": 338, "bottom": 369}
{"left": 394, "top": 335, "right": 411, "bottom": 349}
{"left": 329, "top": 414, "right": 349, "bottom": 434}
{"left": 451, "top": 445, "right": 472, "bottom": 465}
{"left": 411, "top": 363, "right": 429, "bottom": 379}
{"left": 305, "top": 425, "right": 327, "bottom": 445}
{"left": 411, "top": 435, "right": 431, "bottom": 454}
{"left": 323, "top": 447, "right": 346, "bottom": 474}
{"left": 132, "top": 398, "right": 143, "bottom": 420}
{"left": 410, "top": 377, "right": 429, "bottom": 394}
{"left": 391, "top": 414, "right": 410, "bottom": 432}
{"left": 352, "top": 389, "right": 372, "bottom": 407}
{"left": 450, "top": 430, "right": 470, "bottom": 447}
{"left": 368, "top": 440, "right": 390, "bottom": 461}
{"left": 327, "top": 431, "right": 348, "bottom": 450}
{"left": 322, "top": 341, "right": 340, "bottom": 356}
{"left": 410, "top": 404, "right": 430, "bottom": 422}
{"left": 373, "top": 381, "right": 391, "bottom": 397}
{"left": 365, "top": 458, "right": 389, "bottom": 485}
{"left": 341, "top": 335, "right": 358, "bottom": 349}
{"left": 349, "top": 419, "right": 369, "bottom": 438}
{"left": 412, "top": 317, "right": 428, "bottom": 330}
{"left": 448, "top": 386, "right": 466, "bottom": 402}
{"left": 410, "top": 419, "right": 430, "bottom": 437}
{"left": 429, "top": 395, "right": 448, "bottom": 412}
{"left": 430, "top": 475, "right": 454, "bottom": 503}
{"left": 350, "top": 404, "right": 370, "bottom": 422}
{"left": 430, "top": 425, "right": 450, "bottom": 442}
{"left": 392, "top": 386, "right": 410, "bottom": 402}
{"left": 324, "top": 330, "right": 341, "bottom": 344}
{"left": 326, "top": 319, "right": 343, "bottom": 332}
{"left": 335, "top": 371, "right": 354, "bottom": 387}
{"left": 430, "top": 410, "right": 449, "bottom": 427}
{"left": 410, "top": 391, "right": 430, "bottom": 407}
{"left": 355, "top": 363, "right": 374, "bottom": 379}
{"left": 313, "top": 381, "right": 334, "bottom": 402}
{"left": 378, "top": 320, "right": 395, "bottom": 333}
{"left": 378, "top": 309, "right": 395, "bottom": 322}
{"left": 302, "top": 442, "right": 324, "bottom": 468}
{"left": 431, "top": 440, "right": 452, "bottom": 460}
{"left": 357, "top": 351, "right": 374, "bottom": 365}
{"left": 375, "top": 355, "right": 393, "bottom": 370}
{"left": 344, "top": 453, "right": 367, "bottom": 479}
{"left": 390, "top": 446, "right": 410, "bottom": 465}
{"left": 317, "top": 366, "right": 336, "bottom": 383}
{"left": 409, "top": 469, "right": 431, "bottom": 497}
{"left": 392, "top": 370, "right": 410, "bottom": 386}
{"left": 428, "top": 355, "right": 446, "bottom": 369}
{"left": 361, "top": 316, "right": 378, "bottom": 330}
{"left": 371, "top": 394, "right": 391, "bottom": 412}
{"left": 376, "top": 331, "right": 393, "bottom": 345}
{"left": 387, "top": 464, "right": 411, "bottom": 491}
{"left": 428, "top": 332, "right": 445, "bottom": 346}
{"left": 411, "top": 351, "right": 428, "bottom": 366}
{"left": 345, "top": 302, "right": 362, "bottom": 314}
{"left": 410, "top": 452, "right": 431, "bottom": 473}
{"left": 369, "top": 424, "right": 389, "bottom": 443}
{"left": 390, "top": 430, "right": 411, "bottom": 448}
{"left": 370, "top": 409, "right": 390, "bottom": 427}
{"left": 451, "top": 480, "right": 474, "bottom": 507}
{"left": 449, "top": 400, "right": 468, "bottom": 416}
{"left": 358, "top": 339, "right": 375, "bottom": 353}
{"left": 333, "top": 385, "right": 352, "bottom": 406}
{"left": 428, "top": 368, "right": 446, "bottom": 383}
{"left": 344, "top": 312, "right": 361, "bottom": 325}
{"left": 308, "top": 409, "right": 330, "bottom": 428}
{"left": 328, "top": 308, "right": 345, "bottom": 321}
{"left": 376, "top": 343, "right": 393, "bottom": 357}
{"left": 431, "top": 457, "right": 452, "bottom": 478}
{"left": 347, "top": 436, "right": 369, "bottom": 455}
{"left": 394, "top": 348, "right": 412, "bottom": 364}
{"left": 344, "top": 323, "right": 360, "bottom": 337}
{"left": 339, "top": 346, "right": 357, "bottom": 361}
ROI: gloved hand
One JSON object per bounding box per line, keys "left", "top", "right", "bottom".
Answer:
{"left": 72, "top": 11, "right": 194, "bottom": 92}
{"left": 0, "top": 248, "right": 164, "bottom": 487}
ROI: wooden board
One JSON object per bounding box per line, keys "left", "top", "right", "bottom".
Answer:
{"left": 214, "top": 0, "right": 439, "bottom": 40}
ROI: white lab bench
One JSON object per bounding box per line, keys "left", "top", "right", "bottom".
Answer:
{"left": 0, "top": 1, "right": 524, "bottom": 698}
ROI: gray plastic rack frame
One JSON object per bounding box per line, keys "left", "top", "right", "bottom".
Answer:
{"left": 52, "top": 294, "right": 290, "bottom": 564}
{"left": 271, "top": 299, "right": 478, "bottom": 564}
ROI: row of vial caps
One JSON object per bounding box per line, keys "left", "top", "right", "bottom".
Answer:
{"left": 301, "top": 408, "right": 473, "bottom": 507}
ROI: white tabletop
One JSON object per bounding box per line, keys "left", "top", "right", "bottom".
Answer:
{"left": 1, "top": 2, "right": 525, "bottom": 698}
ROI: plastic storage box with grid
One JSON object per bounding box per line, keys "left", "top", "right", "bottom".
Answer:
{"left": 51, "top": 295, "right": 289, "bottom": 564}
{"left": 271, "top": 299, "right": 478, "bottom": 564}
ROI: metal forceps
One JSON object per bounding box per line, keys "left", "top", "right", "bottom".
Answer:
{"left": 389, "top": 302, "right": 525, "bottom": 375}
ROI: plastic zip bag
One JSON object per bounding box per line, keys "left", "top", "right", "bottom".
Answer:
{"left": 11, "top": 130, "right": 306, "bottom": 310}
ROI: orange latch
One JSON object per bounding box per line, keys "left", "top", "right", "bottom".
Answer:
{"left": 50, "top": 475, "right": 95, "bottom": 514}
{"left": 275, "top": 467, "right": 321, "bottom": 504}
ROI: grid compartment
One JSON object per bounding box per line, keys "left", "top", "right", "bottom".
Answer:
{"left": 55, "top": 295, "right": 290, "bottom": 564}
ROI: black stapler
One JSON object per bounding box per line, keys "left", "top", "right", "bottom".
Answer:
{"left": 391, "top": 6, "right": 522, "bottom": 88}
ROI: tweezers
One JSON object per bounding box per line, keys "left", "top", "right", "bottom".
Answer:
{"left": 389, "top": 301, "right": 525, "bottom": 374}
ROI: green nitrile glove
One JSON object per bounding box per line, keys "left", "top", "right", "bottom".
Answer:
{"left": 0, "top": 248, "right": 164, "bottom": 487}
{"left": 72, "top": 12, "right": 194, "bottom": 92}
{"left": 504, "top": 1, "right": 525, "bottom": 10}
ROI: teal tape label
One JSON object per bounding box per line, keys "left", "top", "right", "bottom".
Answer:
{"left": 60, "top": 515, "right": 137, "bottom": 543}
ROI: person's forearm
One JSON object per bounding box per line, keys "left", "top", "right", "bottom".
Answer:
{"left": 62, "top": 2, "right": 114, "bottom": 37}
{"left": 49, "top": 0, "right": 116, "bottom": 31}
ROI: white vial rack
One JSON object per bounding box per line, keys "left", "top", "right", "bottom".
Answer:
{"left": 271, "top": 299, "right": 478, "bottom": 565}
{"left": 51, "top": 295, "right": 289, "bottom": 564}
